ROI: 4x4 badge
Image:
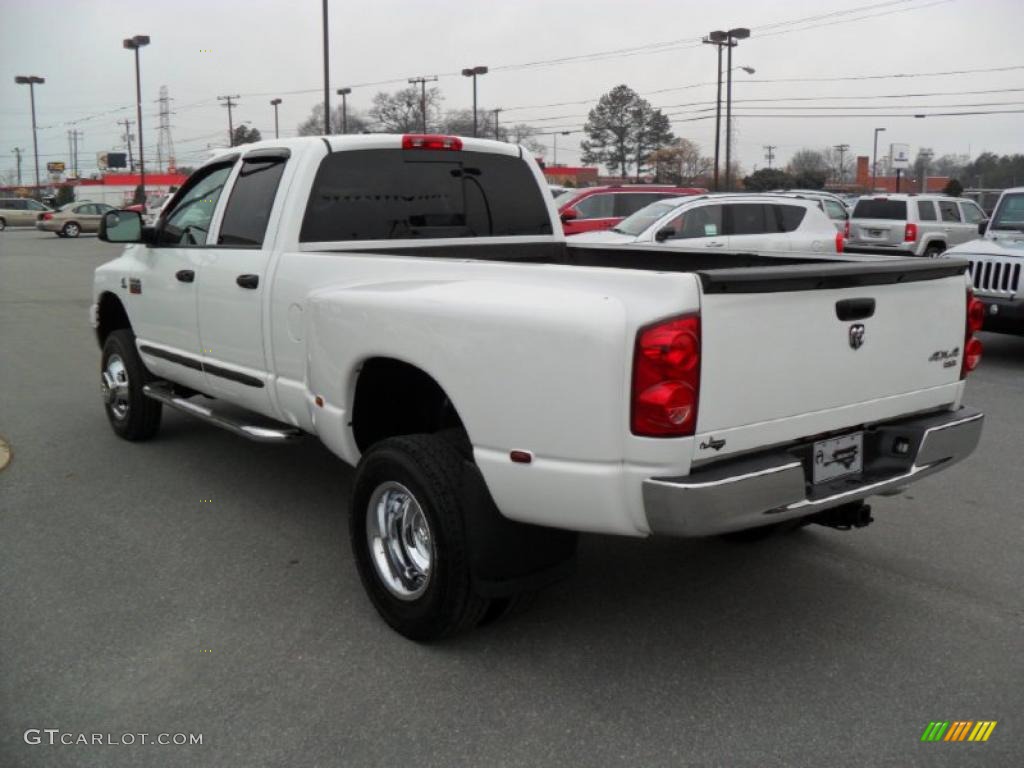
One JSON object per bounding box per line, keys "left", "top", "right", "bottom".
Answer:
{"left": 700, "top": 437, "right": 726, "bottom": 451}
{"left": 849, "top": 323, "right": 865, "bottom": 350}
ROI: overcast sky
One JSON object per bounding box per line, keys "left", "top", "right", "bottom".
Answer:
{"left": 2, "top": 0, "right": 1022, "bottom": 177}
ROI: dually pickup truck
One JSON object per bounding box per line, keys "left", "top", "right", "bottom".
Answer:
{"left": 93, "top": 134, "right": 985, "bottom": 640}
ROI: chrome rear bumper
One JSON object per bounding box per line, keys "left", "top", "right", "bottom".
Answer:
{"left": 643, "top": 407, "right": 983, "bottom": 537}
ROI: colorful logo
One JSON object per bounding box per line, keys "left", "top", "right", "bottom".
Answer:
{"left": 921, "top": 721, "right": 997, "bottom": 742}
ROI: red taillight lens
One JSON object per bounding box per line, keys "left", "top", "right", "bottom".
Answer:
{"left": 964, "top": 337, "right": 983, "bottom": 373}
{"left": 961, "top": 291, "right": 984, "bottom": 378}
{"left": 402, "top": 134, "right": 463, "bottom": 151}
{"left": 631, "top": 315, "right": 701, "bottom": 437}
{"left": 967, "top": 295, "right": 985, "bottom": 335}
{"left": 835, "top": 232, "right": 844, "bottom": 253}
{"left": 904, "top": 222, "right": 918, "bottom": 242}
{"left": 42, "top": 212, "right": 53, "bottom": 220}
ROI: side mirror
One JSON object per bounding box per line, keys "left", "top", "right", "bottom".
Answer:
{"left": 654, "top": 227, "right": 676, "bottom": 243}
{"left": 99, "top": 210, "right": 143, "bottom": 243}
{"left": 560, "top": 208, "right": 579, "bottom": 222}
{"left": 978, "top": 220, "right": 988, "bottom": 236}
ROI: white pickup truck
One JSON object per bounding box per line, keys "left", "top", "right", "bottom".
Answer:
{"left": 92, "top": 134, "right": 985, "bottom": 640}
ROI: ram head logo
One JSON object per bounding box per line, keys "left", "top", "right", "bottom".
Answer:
{"left": 849, "top": 323, "right": 866, "bottom": 350}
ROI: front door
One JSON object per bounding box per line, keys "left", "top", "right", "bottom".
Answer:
{"left": 131, "top": 160, "right": 237, "bottom": 394}
{"left": 197, "top": 150, "right": 289, "bottom": 416}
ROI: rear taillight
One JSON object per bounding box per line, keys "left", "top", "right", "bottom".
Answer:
{"left": 904, "top": 222, "right": 918, "bottom": 242}
{"left": 962, "top": 291, "right": 984, "bottom": 378}
{"left": 835, "top": 232, "right": 844, "bottom": 253}
{"left": 402, "top": 134, "right": 463, "bottom": 151}
{"left": 42, "top": 212, "right": 53, "bottom": 220}
{"left": 631, "top": 315, "right": 701, "bottom": 437}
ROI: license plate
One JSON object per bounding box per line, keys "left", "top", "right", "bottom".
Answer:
{"left": 812, "top": 432, "right": 863, "bottom": 484}
{"left": 868, "top": 229, "right": 884, "bottom": 237}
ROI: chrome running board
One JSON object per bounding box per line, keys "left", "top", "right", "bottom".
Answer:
{"left": 142, "top": 383, "right": 302, "bottom": 443}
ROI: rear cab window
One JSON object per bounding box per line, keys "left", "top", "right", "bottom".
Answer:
{"left": 300, "top": 148, "right": 553, "bottom": 241}
{"left": 852, "top": 199, "right": 907, "bottom": 220}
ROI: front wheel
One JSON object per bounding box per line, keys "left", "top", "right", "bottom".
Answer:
{"left": 350, "top": 434, "right": 491, "bottom": 641}
{"left": 100, "top": 329, "right": 162, "bottom": 441}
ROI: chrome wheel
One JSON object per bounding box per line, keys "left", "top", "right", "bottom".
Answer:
{"left": 366, "top": 481, "right": 434, "bottom": 600}
{"left": 64, "top": 222, "right": 80, "bottom": 237}
{"left": 102, "top": 354, "right": 130, "bottom": 420}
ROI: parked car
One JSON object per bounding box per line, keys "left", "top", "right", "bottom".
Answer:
{"left": 772, "top": 191, "right": 850, "bottom": 233}
{"left": 944, "top": 187, "right": 1024, "bottom": 335}
{"left": 568, "top": 193, "right": 845, "bottom": 254}
{"left": 556, "top": 184, "right": 706, "bottom": 235}
{"left": 845, "top": 194, "right": 987, "bottom": 257}
{"left": 0, "top": 197, "right": 52, "bottom": 230}
{"left": 37, "top": 201, "right": 116, "bottom": 237}
{"left": 977, "top": 186, "right": 1024, "bottom": 243}
{"left": 92, "top": 133, "right": 983, "bottom": 640}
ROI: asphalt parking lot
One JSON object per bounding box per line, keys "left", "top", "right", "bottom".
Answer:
{"left": 1, "top": 228, "right": 1021, "bottom": 767}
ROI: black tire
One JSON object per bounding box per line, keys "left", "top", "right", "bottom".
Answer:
{"left": 100, "top": 329, "right": 162, "bottom": 441}
{"left": 62, "top": 221, "right": 80, "bottom": 238}
{"left": 55, "top": 232, "right": 66, "bottom": 238}
{"left": 350, "top": 434, "right": 491, "bottom": 641}
{"left": 0, "top": 217, "right": 6, "bottom": 231}
{"left": 924, "top": 244, "right": 945, "bottom": 258}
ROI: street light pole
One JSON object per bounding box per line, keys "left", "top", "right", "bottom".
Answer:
{"left": 270, "top": 99, "right": 282, "bottom": 139}
{"left": 872, "top": 127, "right": 886, "bottom": 190}
{"left": 123, "top": 35, "right": 150, "bottom": 201}
{"left": 461, "top": 66, "right": 488, "bottom": 137}
{"left": 702, "top": 32, "right": 727, "bottom": 191}
{"left": 14, "top": 75, "right": 45, "bottom": 195}
{"left": 723, "top": 27, "right": 750, "bottom": 192}
{"left": 336, "top": 88, "right": 351, "bottom": 133}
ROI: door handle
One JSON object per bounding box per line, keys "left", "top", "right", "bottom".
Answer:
{"left": 236, "top": 274, "right": 259, "bottom": 289}
{"left": 836, "top": 297, "right": 875, "bottom": 321}
{"left": 705, "top": 241, "right": 725, "bottom": 248}
{"left": 175, "top": 270, "right": 195, "bottom": 283}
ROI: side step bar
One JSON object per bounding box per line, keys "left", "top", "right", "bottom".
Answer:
{"left": 142, "top": 383, "right": 302, "bottom": 443}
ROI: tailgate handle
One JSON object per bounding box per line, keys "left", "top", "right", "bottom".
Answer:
{"left": 836, "top": 298, "right": 875, "bottom": 321}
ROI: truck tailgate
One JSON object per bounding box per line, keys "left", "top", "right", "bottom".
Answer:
{"left": 693, "top": 260, "right": 969, "bottom": 458}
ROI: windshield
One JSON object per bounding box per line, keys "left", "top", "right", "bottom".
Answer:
{"left": 614, "top": 200, "right": 682, "bottom": 236}
{"left": 991, "top": 192, "right": 1024, "bottom": 231}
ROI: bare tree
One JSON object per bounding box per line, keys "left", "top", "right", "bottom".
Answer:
{"left": 370, "top": 86, "right": 443, "bottom": 133}
{"left": 647, "top": 138, "right": 711, "bottom": 185}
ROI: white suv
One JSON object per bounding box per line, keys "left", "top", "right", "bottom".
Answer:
{"left": 846, "top": 194, "right": 986, "bottom": 257}
{"left": 567, "top": 194, "right": 844, "bottom": 254}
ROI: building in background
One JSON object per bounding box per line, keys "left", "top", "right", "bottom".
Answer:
{"left": 542, "top": 165, "right": 599, "bottom": 188}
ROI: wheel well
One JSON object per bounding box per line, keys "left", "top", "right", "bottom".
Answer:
{"left": 96, "top": 292, "right": 131, "bottom": 348}
{"left": 926, "top": 240, "right": 946, "bottom": 251}
{"left": 351, "top": 358, "right": 465, "bottom": 453}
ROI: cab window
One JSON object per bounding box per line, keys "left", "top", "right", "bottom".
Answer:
{"left": 157, "top": 162, "right": 235, "bottom": 246}
{"left": 218, "top": 156, "right": 287, "bottom": 247}
{"left": 938, "top": 201, "right": 961, "bottom": 223}
{"left": 959, "top": 201, "right": 985, "bottom": 224}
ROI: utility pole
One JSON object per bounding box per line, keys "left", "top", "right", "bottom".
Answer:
{"left": 763, "top": 145, "right": 776, "bottom": 169}
{"left": 72, "top": 130, "right": 83, "bottom": 177}
{"left": 833, "top": 143, "right": 850, "bottom": 184}
{"left": 119, "top": 119, "right": 136, "bottom": 171}
{"left": 68, "top": 130, "right": 74, "bottom": 171}
{"left": 218, "top": 95, "right": 240, "bottom": 146}
{"left": 408, "top": 76, "right": 438, "bottom": 133}
{"left": 12, "top": 147, "right": 23, "bottom": 185}
{"left": 492, "top": 108, "right": 503, "bottom": 140}
{"left": 322, "top": 0, "right": 330, "bottom": 134}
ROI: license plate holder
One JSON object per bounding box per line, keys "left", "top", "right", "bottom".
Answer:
{"left": 812, "top": 432, "right": 864, "bottom": 484}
